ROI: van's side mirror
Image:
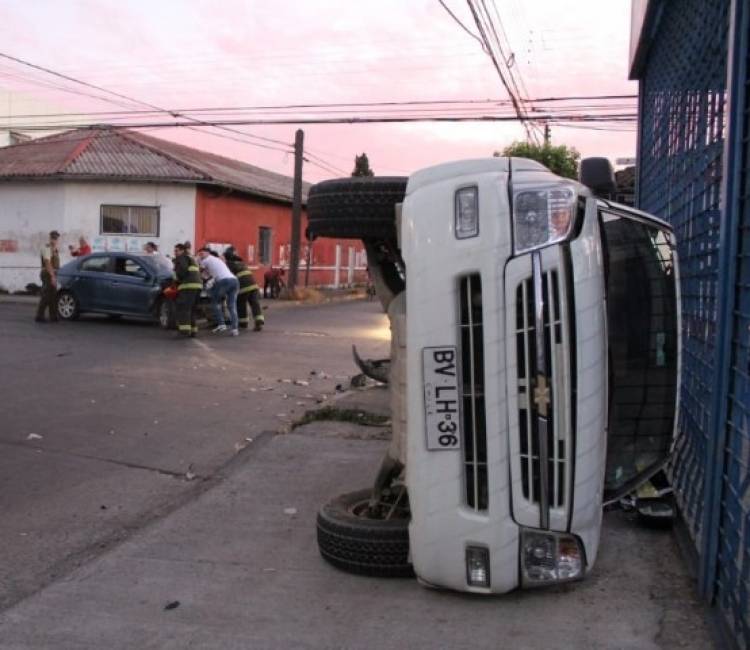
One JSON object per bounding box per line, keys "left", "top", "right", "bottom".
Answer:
{"left": 580, "top": 157, "right": 616, "bottom": 200}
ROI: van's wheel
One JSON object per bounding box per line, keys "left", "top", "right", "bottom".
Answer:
{"left": 307, "top": 177, "right": 407, "bottom": 241}
{"left": 316, "top": 487, "right": 412, "bottom": 578}
{"left": 56, "top": 291, "right": 80, "bottom": 320}
{"left": 157, "top": 300, "right": 176, "bottom": 330}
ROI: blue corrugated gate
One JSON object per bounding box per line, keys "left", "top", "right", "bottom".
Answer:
{"left": 635, "top": 0, "right": 749, "bottom": 646}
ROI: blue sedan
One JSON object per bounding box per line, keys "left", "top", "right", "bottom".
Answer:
{"left": 56, "top": 252, "right": 177, "bottom": 327}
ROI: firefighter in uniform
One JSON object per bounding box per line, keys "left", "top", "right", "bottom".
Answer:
{"left": 224, "top": 247, "right": 264, "bottom": 331}
{"left": 35, "top": 230, "right": 61, "bottom": 322}
{"left": 172, "top": 243, "right": 203, "bottom": 337}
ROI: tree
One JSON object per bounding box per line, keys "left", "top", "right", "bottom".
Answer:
{"left": 495, "top": 141, "right": 580, "bottom": 180}
{"left": 351, "top": 153, "right": 375, "bottom": 177}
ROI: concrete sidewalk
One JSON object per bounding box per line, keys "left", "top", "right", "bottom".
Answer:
{"left": 0, "top": 386, "right": 714, "bottom": 649}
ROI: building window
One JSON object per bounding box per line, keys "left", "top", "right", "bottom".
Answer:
{"left": 259, "top": 227, "right": 272, "bottom": 265}
{"left": 100, "top": 205, "right": 160, "bottom": 236}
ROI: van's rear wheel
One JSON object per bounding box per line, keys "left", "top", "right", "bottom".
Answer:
{"left": 307, "top": 177, "right": 407, "bottom": 241}
{"left": 316, "top": 488, "right": 412, "bottom": 578}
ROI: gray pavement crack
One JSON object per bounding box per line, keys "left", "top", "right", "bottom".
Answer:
{"left": 0, "top": 439, "right": 190, "bottom": 479}
{"left": 0, "top": 430, "right": 276, "bottom": 614}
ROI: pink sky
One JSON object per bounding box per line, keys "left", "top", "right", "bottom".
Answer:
{"left": 0, "top": 0, "right": 637, "bottom": 182}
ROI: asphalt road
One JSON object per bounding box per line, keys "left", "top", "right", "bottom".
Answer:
{"left": 0, "top": 298, "right": 716, "bottom": 649}
{"left": 0, "top": 297, "right": 389, "bottom": 612}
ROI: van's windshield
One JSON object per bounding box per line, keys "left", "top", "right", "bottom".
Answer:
{"left": 600, "top": 211, "right": 678, "bottom": 497}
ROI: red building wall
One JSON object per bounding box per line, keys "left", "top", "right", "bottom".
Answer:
{"left": 194, "top": 187, "right": 367, "bottom": 287}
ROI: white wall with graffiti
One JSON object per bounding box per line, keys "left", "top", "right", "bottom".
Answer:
{"left": 0, "top": 180, "right": 196, "bottom": 292}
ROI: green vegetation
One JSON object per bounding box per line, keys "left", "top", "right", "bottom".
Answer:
{"left": 497, "top": 141, "right": 581, "bottom": 179}
{"left": 351, "top": 153, "right": 375, "bottom": 177}
{"left": 293, "top": 405, "right": 389, "bottom": 429}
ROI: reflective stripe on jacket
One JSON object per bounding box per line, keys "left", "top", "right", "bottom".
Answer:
{"left": 174, "top": 254, "right": 202, "bottom": 291}
{"left": 227, "top": 259, "right": 259, "bottom": 294}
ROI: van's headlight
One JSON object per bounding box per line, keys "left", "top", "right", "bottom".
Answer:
{"left": 520, "top": 529, "right": 585, "bottom": 586}
{"left": 513, "top": 184, "right": 577, "bottom": 253}
{"left": 455, "top": 186, "right": 479, "bottom": 239}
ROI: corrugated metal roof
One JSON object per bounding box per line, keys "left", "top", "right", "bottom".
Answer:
{"left": 0, "top": 127, "right": 309, "bottom": 203}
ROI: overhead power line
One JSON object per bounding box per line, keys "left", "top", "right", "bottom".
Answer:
{"left": 0, "top": 51, "right": 295, "bottom": 154}
{"left": 437, "top": 0, "right": 488, "bottom": 52}
{"left": 0, "top": 94, "right": 636, "bottom": 121}
{"left": 464, "top": 0, "right": 540, "bottom": 143}
{"left": 0, "top": 51, "right": 361, "bottom": 176}
{"left": 0, "top": 113, "right": 637, "bottom": 131}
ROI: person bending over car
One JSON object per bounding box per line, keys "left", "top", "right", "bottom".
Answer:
{"left": 197, "top": 247, "right": 240, "bottom": 336}
{"left": 224, "top": 246, "right": 264, "bottom": 332}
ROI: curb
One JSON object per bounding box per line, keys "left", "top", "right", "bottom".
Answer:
{"left": 0, "top": 290, "right": 369, "bottom": 309}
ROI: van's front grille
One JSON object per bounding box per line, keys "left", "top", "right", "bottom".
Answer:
{"left": 459, "top": 274, "right": 487, "bottom": 510}
{"left": 515, "top": 270, "right": 568, "bottom": 509}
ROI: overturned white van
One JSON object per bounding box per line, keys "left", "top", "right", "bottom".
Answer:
{"left": 308, "top": 157, "right": 680, "bottom": 593}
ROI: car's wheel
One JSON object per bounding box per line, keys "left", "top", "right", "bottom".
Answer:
{"left": 56, "top": 291, "right": 80, "bottom": 320}
{"left": 157, "top": 300, "right": 176, "bottom": 330}
{"left": 307, "top": 177, "right": 407, "bottom": 240}
{"left": 316, "top": 487, "right": 412, "bottom": 578}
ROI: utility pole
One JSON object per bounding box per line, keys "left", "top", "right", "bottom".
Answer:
{"left": 544, "top": 123, "right": 551, "bottom": 145}
{"left": 287, "top": 129, "right": 304, "bottom": 294}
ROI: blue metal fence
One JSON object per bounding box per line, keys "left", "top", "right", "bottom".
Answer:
{"left": 636, "top": 0, "right": 750, "bottom": 646}
{"left": 715, "top": 0, "right": 750, "bottom": 641}
{"left": 638, "top": 0, "right": 728, "bottom": 552}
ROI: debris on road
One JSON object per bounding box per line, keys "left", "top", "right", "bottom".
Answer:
{"left": 26, "top": 433, "right": 43, "bottom": 441}
{"left": 350, "top": 373, "right": 368, "bottom": 388}
{"left": 283, "top": 507, "right": 297, "bottom": 516}
{"left": 164, "top": 601, "right": 180, "bottom": 611}
{"left": 294, "top": 379, "right": 309, "bottom": 387}
{"left": 185, "top": 465, "right": 197, "bottom": 481}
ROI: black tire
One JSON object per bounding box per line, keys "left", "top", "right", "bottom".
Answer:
{"left": 316, "top": 488, "right": 412, "bottom": 578}
{"left": 307, "top": 177, "right": 407, "bottom": 240}
{"left": 157, "top": 299, "right": 176, "bottom": 330}
{"left": 56, "top": 291, "right": 80, "bottom": 320}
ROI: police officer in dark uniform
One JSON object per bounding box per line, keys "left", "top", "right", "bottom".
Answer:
{"left": 224, "top": 246, "right": 264, "bottom": 331}
{"left": 172, "top": 243, "right": 203, "bottom": 337}
{"left": 35, "top": 230, "right": 61, "bottom": 323}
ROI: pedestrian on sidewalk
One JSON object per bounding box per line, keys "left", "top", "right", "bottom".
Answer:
{"left": 68, "top": 236, "right": 91, "bottom": 257}
{"left": 224, "top": 246, "right": 264, "bottom": 332}
{"left": 172, "top": 243, "right": 202, "bottom": 338}
{"left": 35, "top": 230, "right": 61, "bottom": 323}
{"left": 197, "top": 247, "right": 240, "bottom": 336}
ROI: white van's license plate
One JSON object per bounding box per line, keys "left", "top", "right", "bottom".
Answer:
{"left": 423, "top": 346, "right": 461, "bottom": 450}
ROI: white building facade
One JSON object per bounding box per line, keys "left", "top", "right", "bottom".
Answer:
{"left": 0, "top": 180, "right": 195, "bottom": 292}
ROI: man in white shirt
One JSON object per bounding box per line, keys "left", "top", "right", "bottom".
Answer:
{"left": 197, "top": 248, "right": 240, "bottom": 335}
